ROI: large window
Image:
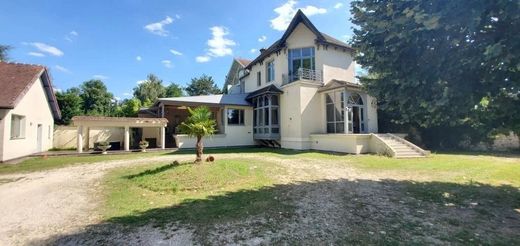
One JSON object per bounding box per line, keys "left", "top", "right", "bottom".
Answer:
{"left": 266, "top": 60, "right": 275, "bottom": 82}
{"left": 253, "top": 95, "right": 279, "bottom": 137}
{"left": 288, "top": 47, "right": 315, "bottom": 82}
{"left": 10, "top": 114, "right": 26, "bottom": 139}
{"left": 227, "top": 108, "right": 244, "bottom": 125}
{"left": 325, "top": 91, "right": 345, "bottom": 133}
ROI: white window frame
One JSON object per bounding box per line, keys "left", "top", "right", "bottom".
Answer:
{"left": 227, "top": 108, "right": 245, "bottom": 125}
{"left": 10, "top": 114, "right": 26, "bottom": 139}
{"left": 325, "top": 89, "right": 345, "bottom": 134}
{"left": 266, "top": 60, "right": 275, "bottom": 83}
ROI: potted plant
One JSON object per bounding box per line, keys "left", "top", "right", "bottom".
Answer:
{"left": 97, "top": 141, "right": 111, "bottom": 154}
{"left": 139, "top": 140, "right": 149, "bottom": 152}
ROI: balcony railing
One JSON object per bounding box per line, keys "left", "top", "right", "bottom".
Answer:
{"left": 282, "top": 68, "right": 323, "bottom": 85}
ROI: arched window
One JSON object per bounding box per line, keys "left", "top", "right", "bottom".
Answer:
{"left": 347, "top": 93, "right": 363, "bottom": 105}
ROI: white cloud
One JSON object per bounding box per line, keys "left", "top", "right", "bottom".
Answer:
{"left": 28, "top": 52, "right": 45, "bottom": 57}
{"left": 270, "top": 0, "right": 327, "bottom": 31}
{"left": 258, "top": 35, "right": 267, "bottom": 42}
{"left": 334, "top": 3, "right": 343, "bottom": 9}
{"left": 123, "top": 92, "right": 133, "bottom": 97}
{"left": 342, "top": 34, "right": 352, "bottom": 42}
{"left": 144, "top": 16, "right": 174, "bottom": 36}
{"left": 136, "top": 56, "right": 142, "bottom": 61}
{"left": 250, "top": 49, "right": 257, "bottom": 53}
{"left": 162, "top": 60, "right": 173, "bottom": 68}
{"left": 28, "top": 42, "right": 64, "bottom": 56}
{"left": 175, "top": 14, "right": 181, "bottom": 19}
{"left": 196, "top": 26, "right": 236, "bottom": 62}
{"left": 53, "top": 87, "right": 62, "bottom": 93}
{"left": 196, "top": 56, "right": 211, "bottom": 63}
{"left": 137, "top": 80, "right": 146, "bottom": 84}
{"left": 169, "top": 49, "right": 183, "bottom": 56}
{"left": 93, "top": 74, "right": 109, "bottom": 80}
{"left": 54, "top": 65, "right": 70, "bottom": 73}
{"left": 65, "top": 31, "right": 79, "bottom": 42}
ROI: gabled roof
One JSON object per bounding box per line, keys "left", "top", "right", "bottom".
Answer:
{"left": 245, "top": 84, "right": 283, "bottom": 100}
{"left": 245, "top": 10, "right": 355, "bottom": 70}
{"left": 317, "top": 79, "right": 363, "bottom": 92}
{"left": 236, "top": 58, "right": 251, "bottom": 67}
{"left": 0, "top": 62, "right": 61, "bottom": 119}
{"left": 155, "top": 94, "right": 251, "bottom": 107}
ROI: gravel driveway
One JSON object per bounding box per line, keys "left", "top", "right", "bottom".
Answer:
{"left": 0, "top": 155, "right": 183, "bottom": 246}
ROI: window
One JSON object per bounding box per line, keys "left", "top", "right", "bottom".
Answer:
{"left": 253, "top": 95, "right": 280, "bottom": 137}
{"left": 227, "top": 109, "right": 244, "bottom": 125}
{"left": 266, "top": 60, "right": 275, "bottom": 82}
{"left": 288, "top": 47, "right": 315, "bottom": 82}
{"left": 257, "top": 71, "right": 261, "bottom": 86}
{"left": 325, "top": 91, "right": 345, "bottom": 133}
{"left": 10, "top": 114, "right": 26, "bottom": 139}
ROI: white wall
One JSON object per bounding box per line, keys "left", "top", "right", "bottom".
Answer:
{"left": 0, "top": 77, "right": 54, "bottom": 161}
{"left": 176, "top": 105, "right": 254, "bottom": 149}
{"left": 54, "top": 126, "right": 125, "bottom": 149}
{"left": 310, "top": 134, "right": 372, "bottom": 154}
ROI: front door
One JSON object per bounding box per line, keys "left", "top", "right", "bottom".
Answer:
{"left": 352, "top": 107, "right": 361, "bottom": 133}
{"left": 36, "top": 124, "right": 43, "bottom": 152}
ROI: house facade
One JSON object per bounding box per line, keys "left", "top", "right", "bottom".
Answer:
{"left": 0, "top": 62, "right": 61, "bottom": 162}
{"left": 140, "top": 10, "right": 387, "bottom": 154}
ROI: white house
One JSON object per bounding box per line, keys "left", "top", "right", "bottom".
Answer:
{"left": 0, "top": 62, "right": 61, "bottom": 162}
{"left": 141, "top": 11, "right": 427, "bottom": 157}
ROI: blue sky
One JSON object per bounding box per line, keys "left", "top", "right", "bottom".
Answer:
{"left": 0, "top": 0, "right": 354, "bottom": 100}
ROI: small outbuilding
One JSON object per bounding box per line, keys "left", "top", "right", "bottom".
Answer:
{"left": 0, "top": 62, "right": 61, "bottom": 162}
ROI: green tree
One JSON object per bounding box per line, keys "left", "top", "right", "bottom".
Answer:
{"left": 133, "top": 74, "right": 166, "bottom": 106}
{"left": 55, "top": 87, "right": 83, "bottom": 125}
{"left": 351, "top": 0, "right": 520, "bottom": 146}
{"left": 185, "top": 74, "right": 221, "bottom": 96}
{"left": 120, "top": 98, "right": 142, "bottom": 117}
{"left": 165, "top": 82, "right": 184, "bottom": 97}
{"left": 178, "top": 106, "right": 216, "bottom": 162}
{"left": 0, "top": 45, "right": 12, "bottom": 61}
{"left": 80, "top": 80, "right": 114, "bottom": 115}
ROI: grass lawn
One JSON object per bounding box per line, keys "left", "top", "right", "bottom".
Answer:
{"left": 94, "top": 149, "right": 520, "bottom": 244}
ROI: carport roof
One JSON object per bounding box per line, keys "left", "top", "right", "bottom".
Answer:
{"left": 72, "top": 116, "right": 168, "bottom": 127}
{"left": 155, "top": 93, "right": 251, "bottom": 107}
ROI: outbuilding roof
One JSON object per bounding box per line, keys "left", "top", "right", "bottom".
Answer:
{"left": 155, "top": 93, "right": 251, "bottom": 107}
{"left": 0, "top": 62, "right": 61, "bottom": 119}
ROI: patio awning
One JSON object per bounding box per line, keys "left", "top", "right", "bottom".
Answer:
{"left": 155, "top": 94, "right": 251, "bottom": 107}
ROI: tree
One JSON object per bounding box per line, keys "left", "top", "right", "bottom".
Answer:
{"left": 351, "top": 0, "right": 520, "bottom": 146}
{"left": 165, "top": 82, "right": 184, "bottom": 97}
{"left": 0, "top": 45, "right": 12, "bottom": 61}
{"left": 185, "top": 74, "right": 221, "bottom": 96}
{"left": 133, "top": 74, "right": 166, "bottom": 106}
{"left": 55, "top": 87, "right": 83, "bottom": 125}
{"left": 80, "top": 80, "right": 114, "bottom": 115}
{"left": 120, "top": 98, "right": 142, "bottom": 117}
{"left": 178, "top": 106, "right": 216, "bottom": 162}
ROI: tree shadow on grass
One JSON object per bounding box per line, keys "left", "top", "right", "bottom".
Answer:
{"left": 34, "top": 179, "right": 520, "bottom": 245}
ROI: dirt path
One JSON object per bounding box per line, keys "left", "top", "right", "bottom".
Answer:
{"left": 0, "top": 155, "right": 190, "bottom": 246}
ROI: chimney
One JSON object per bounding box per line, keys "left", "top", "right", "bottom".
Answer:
{"left": 259, "top": 48, "right": 266, "bottom": 53}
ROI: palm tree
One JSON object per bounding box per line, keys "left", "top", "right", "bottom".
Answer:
{"left": 178, "top": 106, "right": 216, "bottom": 162}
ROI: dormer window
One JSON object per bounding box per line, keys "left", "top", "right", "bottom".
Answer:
{"left": 266, "top": 60, "right": 275, "bottom": 83}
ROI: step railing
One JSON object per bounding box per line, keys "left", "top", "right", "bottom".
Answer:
{"left": 371, "top": 134, "right": 397, "bottom": 157}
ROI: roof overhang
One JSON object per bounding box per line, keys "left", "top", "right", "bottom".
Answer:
{"left": 72, "top": 116, "right": 168, "bottom": 128}
{"left": 154, "top": 94, "right": 252, "bottom": 108}
{"left": 245, "top": 84, "right": 284, "bottom": 100}
{"left": 318, "top": 80, "right": 364, "bottom": 93}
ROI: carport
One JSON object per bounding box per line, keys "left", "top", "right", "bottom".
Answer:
{"left": 71, "top": 116, "right": 168, "bottom": 153}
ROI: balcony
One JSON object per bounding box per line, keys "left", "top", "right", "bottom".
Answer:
{"left": 282, "top": 68, "right": 323, "bottom": 85}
